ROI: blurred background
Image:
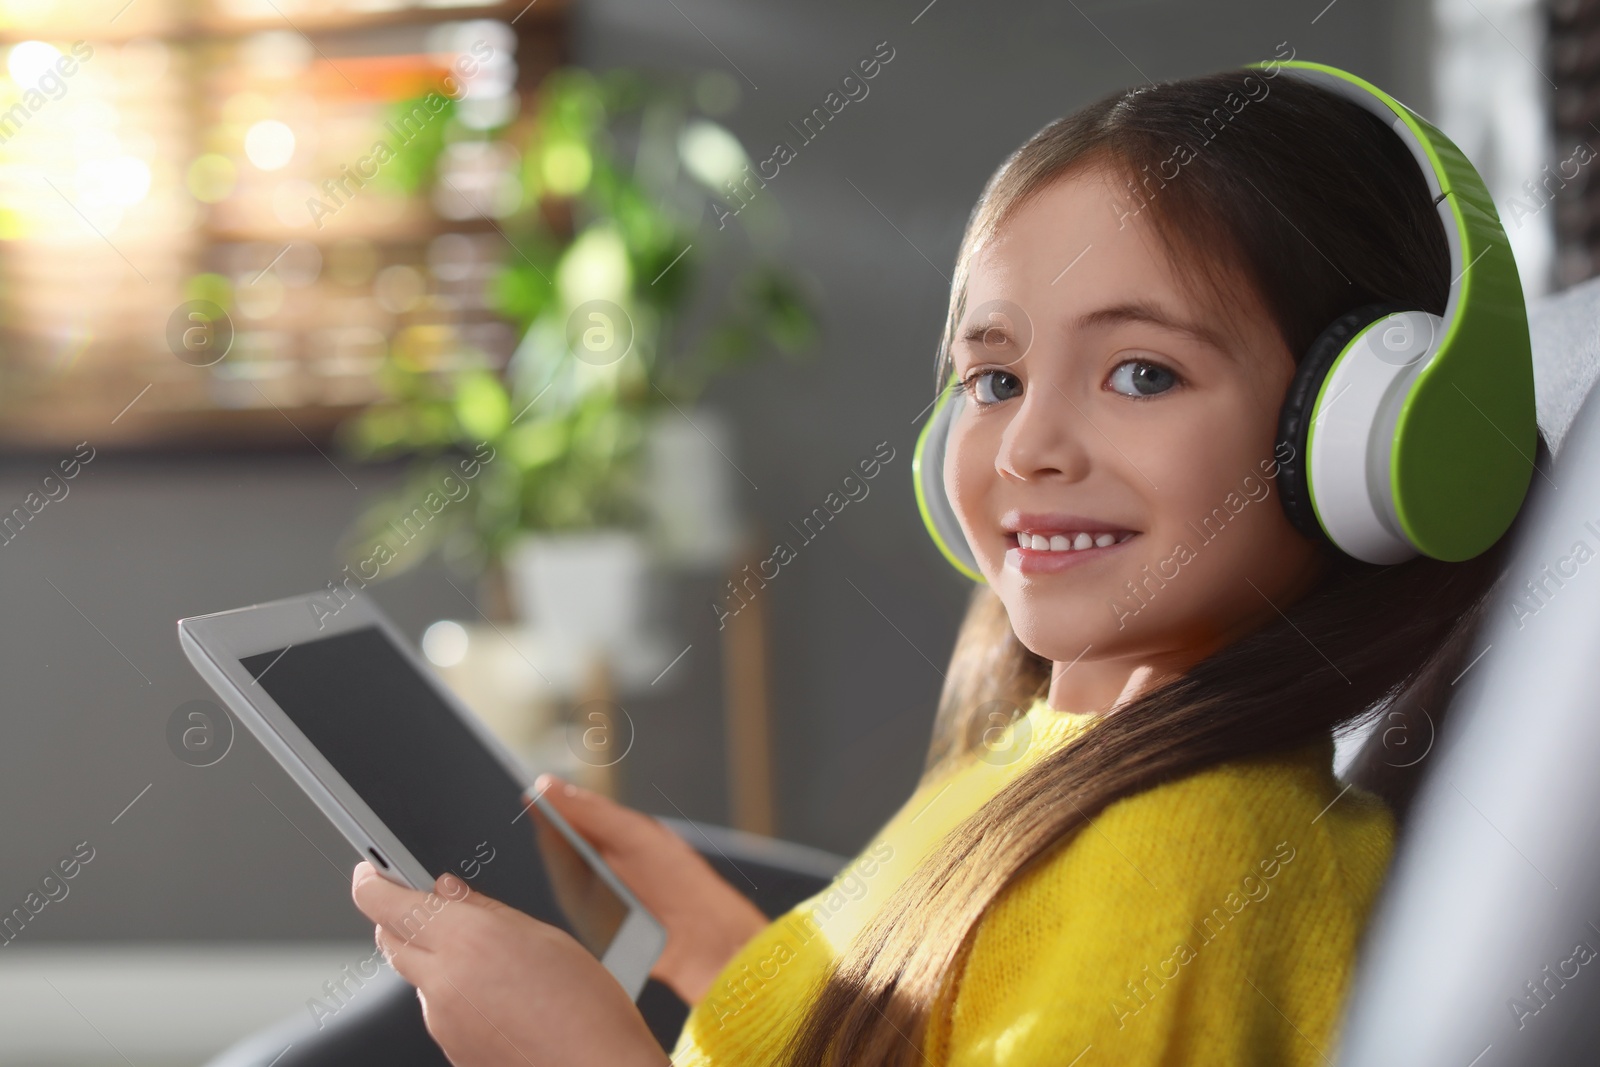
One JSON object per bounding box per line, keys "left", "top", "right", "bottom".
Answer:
{"left": 0, "top": 0, "right": 1585, "bottom": 1062}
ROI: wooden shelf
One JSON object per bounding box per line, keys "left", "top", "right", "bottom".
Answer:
{"left": 205, "top": 215, "right": 512, "bottom": 245}
{"left": 190, "top": 1, "right": 569, "bottom": 40}
{"left": 0, "top": 0, "right": 568, "bottom": 45}
{"left": 0, "top": 399, "right": 368, "bottom": 452}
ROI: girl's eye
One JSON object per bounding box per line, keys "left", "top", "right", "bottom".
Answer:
{"left": 1107, "top": 359, "right": 1179, "bottom": 398}
{"left": 960, "top": 369, "right": 1022, "bottom": 406}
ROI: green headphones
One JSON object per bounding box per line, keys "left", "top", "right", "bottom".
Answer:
{"left": 912, "top": 60, "right": 1536, "bottom": 579}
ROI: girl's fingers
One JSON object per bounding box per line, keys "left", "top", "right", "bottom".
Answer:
{"left": 373, "top": 920, "right": 409, "bottom": 970}
{"left": 530, "top": 775, "right": 602, "bottom": 834}
{"left": 531, "top": 773, "right": 586, "bottom": 817}
{"left": 374, "top": 921, "right": 434, "bottom": 992}
{"left": 351, "top": 861, "right": 458, "bottom": 952}
{"left": 530, "top": 774, "right": 647, "bottom": 849}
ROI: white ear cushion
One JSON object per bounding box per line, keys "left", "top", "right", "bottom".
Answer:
{"left": 926, "top": 389, "right": 982, "bottom": 577}
{"left": 1308, "top": 310, "right": 1444, "bottom": 564}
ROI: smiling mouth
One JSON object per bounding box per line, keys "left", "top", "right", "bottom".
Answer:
{"left": 1004, "top": 529, "right": 1140, "bottom": 575}
{"left": 1009, "top": 530, "right": 1139, "bottom": 553}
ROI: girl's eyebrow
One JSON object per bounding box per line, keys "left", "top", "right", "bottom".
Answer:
{"left": 957, "top": 299, "right": 1232, "bottom": 355}
{"left": 958, "top": 320, "right": 1023, "bottom": 346}
{"left": 1074, "top": 299, "right": 1231, "bottom": 354}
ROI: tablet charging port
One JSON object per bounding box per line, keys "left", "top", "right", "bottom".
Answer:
{"left": 367, "top": 848, "right": 390, "bottom": 870}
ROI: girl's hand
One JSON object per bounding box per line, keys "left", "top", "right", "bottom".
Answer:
{"left": 351, "top": 861, "right": 667, "bottom": 1067}
{"left": 534, "top": 773, "right": 770, "bottom": 1005}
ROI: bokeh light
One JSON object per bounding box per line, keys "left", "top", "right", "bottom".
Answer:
{"left": 375, "top": 264, "right": 425, "bottom": 313}
{"left": 187, "top": 153, "right": 236, "bottom": 202}
{"left": 679, "top": 119, "right": 748, "bottom": 189}
{"left": 6, "top": 40, "right": 61, "bottom": 86}
{"left": 558, "top": 226, "right": 631, "bottom": 308}
{"left": 423, "top": 621, "right": 470, "bottom": 668}
{"left": 243, "top": 118, "right": 295, "bottom": 170}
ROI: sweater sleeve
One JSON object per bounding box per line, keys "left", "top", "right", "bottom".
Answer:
{"left": 926, "top": 747, "right": 1394, "bottom": 1067}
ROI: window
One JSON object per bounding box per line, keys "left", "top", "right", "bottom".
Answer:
{"left": 0, "top": 0, "right": 566, "bottom": 448}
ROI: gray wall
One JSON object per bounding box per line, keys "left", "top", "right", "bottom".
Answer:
{"left": 0, "top": 0, "right": 1421, "bottom": 943}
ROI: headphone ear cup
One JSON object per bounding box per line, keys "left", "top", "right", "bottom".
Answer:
{"left": 913, "top": 385, "right": 986, "bottom": 583}
{"left": 1275, "top": 300, "right": 1415, "bottom": 547}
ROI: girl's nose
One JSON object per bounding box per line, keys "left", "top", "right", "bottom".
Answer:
{"left": 995, "top": 389, "right": 1093, "bottom": 484}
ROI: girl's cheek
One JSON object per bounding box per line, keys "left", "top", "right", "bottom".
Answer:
{"left": 949, "top": 425, "right": 996, "bottom": 514}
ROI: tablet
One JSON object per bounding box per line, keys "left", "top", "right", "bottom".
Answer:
{"left": 176, "top": 590, "right": 666, "bottom": 999}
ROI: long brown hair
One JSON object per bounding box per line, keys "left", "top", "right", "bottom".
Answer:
{"left": 781, "top": 67, "right": 1550, "bottom": 1065}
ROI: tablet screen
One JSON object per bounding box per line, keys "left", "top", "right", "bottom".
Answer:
{"left": 240, "top": 625, "right": 629, "bottom": 957}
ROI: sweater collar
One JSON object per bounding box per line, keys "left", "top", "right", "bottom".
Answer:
{"left": 1021, "top": 696, "right": 1341, "bottom": 781}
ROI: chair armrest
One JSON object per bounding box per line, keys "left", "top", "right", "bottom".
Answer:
{"left": 200, "top": 823, "right": 849, "bottom": 1067}
{"left": 660, "top": 816, "right": 846, "bottom": 917}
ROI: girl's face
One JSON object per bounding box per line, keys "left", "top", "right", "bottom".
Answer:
{"left": 947, "top": 164, "right": 1327, "bottom": 690}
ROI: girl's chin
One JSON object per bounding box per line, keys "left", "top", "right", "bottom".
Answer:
{"left": 999, "top": 578, "right": 1134, "bottom": 615}
{"left": 1004, "top": 589, "right": 1174, "bottom": 649}
{"left": 1007, "top": 615, "right": 1118, "bottom": 659}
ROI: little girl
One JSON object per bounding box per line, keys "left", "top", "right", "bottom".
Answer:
{"left": 351, "top": 62, "right": 1546, "bottom": 1066}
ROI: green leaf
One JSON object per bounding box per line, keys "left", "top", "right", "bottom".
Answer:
{"left": 454, "top": 373, "right": 511, "bottom": 440}
{"left": 700, "top": 319, "right": 761, "bottom": 370}
{"left": 489, "top": 264, "right": 553, "bottom": 328}
{"left": 504, "top": 418, "right": 569, "bottom": 468}
{"left": 380, "top": 95, "right": 455, "bottom": 195}
{"left": 755, "top": 271, "right": 819, "bottom": 353}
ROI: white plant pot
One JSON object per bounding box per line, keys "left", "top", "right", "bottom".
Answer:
{"left": 504, "top": 528, "right": 651, "bottom": 658}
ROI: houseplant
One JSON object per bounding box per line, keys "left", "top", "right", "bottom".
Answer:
{"left": 336, "top": 66, "right": 818, "bottom": 637}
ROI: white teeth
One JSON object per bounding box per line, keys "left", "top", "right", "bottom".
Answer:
{"left": 1017, "top": 531, "right": 1133, "bottom": 552}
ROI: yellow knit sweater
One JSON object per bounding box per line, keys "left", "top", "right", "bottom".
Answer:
{"left": 669, "top": 696, "right": 1396, "bottom": 1065}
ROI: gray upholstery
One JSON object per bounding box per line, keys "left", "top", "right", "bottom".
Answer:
{"left": 1337, "top": 273, "right": 1600, "bottom": 1064}
{"left": 1529, "top": 275, "right": 1600, "bottom": 455}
